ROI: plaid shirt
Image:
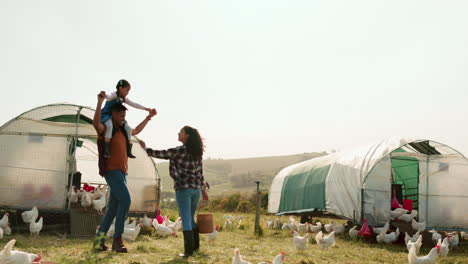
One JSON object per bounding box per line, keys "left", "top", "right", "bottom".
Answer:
{"left": 146, "top": 145, "right": 205, "bottom": 190}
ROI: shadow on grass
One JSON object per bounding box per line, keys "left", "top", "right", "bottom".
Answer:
{"left": 160, "top": 258, "right": 189, "bottom": 264}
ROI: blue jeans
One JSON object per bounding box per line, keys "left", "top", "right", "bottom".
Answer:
{"left": 175, "top": 188, "right": 201, "bottom": 231}
{"left": 97, "top": 170, "right": 131, "bottom": 239}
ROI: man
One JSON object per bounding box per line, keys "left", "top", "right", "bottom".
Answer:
{"left": 92, "top": 92, "right": 156, "bottom": 253}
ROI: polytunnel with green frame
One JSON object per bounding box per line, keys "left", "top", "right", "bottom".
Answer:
{"left": 0, "top": 103, "right": 160, "bottom": 214}
{"left": 269, "top": 137, "right": 468, "bottom": 230}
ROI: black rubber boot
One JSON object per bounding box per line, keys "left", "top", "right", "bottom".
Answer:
{"left": 93, "top": 232, "right": 108, "bottom": 252}
{"left": 126, "top": 142, "right": 136, "bottom": 159}
{"left": 111, "top": 236, "right": 128, "bottom": 253}
{"left": 193, "top": 227, "right": 200, "bottom": 253}
{"left": 104, "top": 141, "right": 111, "bottom": 158}
{"left": 179, "top": 231, "right": 194, "bottom": 258}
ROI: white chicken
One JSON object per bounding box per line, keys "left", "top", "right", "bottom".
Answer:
{"left": 141, "top": 214, "right": 153, "bottom": 228}
{"left": 207, "top": 225, "right": 220, "bottom": 242}
{"left": 166, "top": 217, "right": 182, "bottom": 233}
{"left": 411, "top": 219, "right": 426, "bottom": 232}
{"left": 405, "top": 231, "right": 421, "bottom": 245}
{"left": 258, "top": 252, "right": 285, "bottom": 264}
{"left": 281, "top": 223, "right": 289, "bottom": 230}
{"left": 406, "top": 234, "right": 422, "bottom": 254}
{"left": 437, "top": 237, "right": 449, "bottom": 257}
{"left": 390, "top": 208, "right": 409, "bottom": 219}
{"left": 0, "top": 239, "right": 42, "bottom": 264}
{"left": 81, "top": 191, "right": 92, "bottom": 208}
{"left": 152, "top": 219, "right": 175, "bottom": 237}
{"left": 398, "top": 210, "right": 418, "bottom": 223}
{"left": 309, "top": 222, "right": 322, "bottom": 233}
{"left": 92, "top": 185, "right": 103, "bottom": 200}
{"left": 376, "top": 228, "right": 399, "bottom": 244}
{"left": 67, "top": 187, "right": 78, "bottom": 204}
{"left": 408, "top": 244, "right": 439, "bottom": 264}
{"left": 292, "top": 231, "right": 308, "bottom": 250}
{"left": 106, "top": 223, "right": 115, "bottom": 237}
{"left": 29, "top": 217, "right": 43, "bottom": 236}
{"left": 92, "top": 194, "right": 106, "bottom": 215}
{"left": 272, "top": 218, "right": 281, "bottom": 230}
{"left": 0, "top": 227, "right": 3, "bottom": 239}
{"left": 372, "top": 221, "right": 389, "bottom": 235}
{"left": 297, "top": 223, "right": 308, "bottom": 234}
{"left": 324, "top": 222, "right": 334, "bottom": 233}
{"left": 224, "top": 219, "right": 233, "bottom": 231}
{"left": 428, "top": 229, "right": 441, "bottom": 244}
{"left": 4, "top": 224, "right": 11, "bottom": 236}
{"left": 349, "top": 225, "right": 359, "bottom": 240}
{"left": 21, "top": 206, "right": 38, "bottom": 224}
{"left": 232, "top": 248, "right": 252, "bottom": 264}
{"left": 125, "top": 219, "right": 137, "bottom": 229}
{"left": 332, "top": 223, "right": 345, "bottom": 235}
{"left": 265, "top": 218, "right": 273, "bottom": 229}
{"left": 448, "top": 233, "right": 459, "bottom": 248}
{"left": 122, "top": 224, "right": 142, "bottom": 241}
{"left": 315, "top": 231, "right": 335, "bottom": 249}
{"left": 0, "top": 213, "right": 9, "bottom": 229}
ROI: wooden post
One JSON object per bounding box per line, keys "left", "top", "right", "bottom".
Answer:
{"left": 254, "top": 181, "right": 261, "bottom": 235}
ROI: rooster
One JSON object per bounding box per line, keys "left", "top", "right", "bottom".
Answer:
{"left": 0, "top": 213, "right": 9, "bottom": 229}
{"left": 377, "top": 228, "right": 399, "bottom": 244}
{"left": 207, "top": 225, "right": 220, "bottom": 242}
{"left": 349, "top": 225, "right": 358, "bottom": 240}
{"left": 0, "top": 239, "right": 42, "bottom": 264}
{"left": 232, "top": 248, "right": 252, "bottom": 264}
{"left": 258, "top": 252, "right": 285, "bottom": 264}
{"left": 406, "top": 234, "right": 422, "bottom": 254}
{"left": 21, "top": 206, "right": 38, "bottom": 224}
{"left": 292, "top": 231, "right": 308, "bottom": 250}
{"left": 408, "top": 244, "right": 439, "bottom": 264}
{"left": 437, "top": 237, "right": 449, "bottom": 257}
{"left": 411, "top": 219, "right": 426, "bottom": 232}
{"left": 29, "top": 216, "right": 43, "bottom": 236}
{"left": 315, "top": 231, "right": 335, "bottom": 249}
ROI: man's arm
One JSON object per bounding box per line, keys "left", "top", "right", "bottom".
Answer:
{"left": 93, "top": 92, "right": 106, "bottom": 135}
{"left": 132, "top": 108, "right": 157, "bottom": 136}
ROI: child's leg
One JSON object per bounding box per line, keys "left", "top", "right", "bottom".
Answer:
{"left": 123, "top": 122, "right": 136, "bottom": 158}
{"left": 104, "top": 120, "right": 113, "bottom": 158}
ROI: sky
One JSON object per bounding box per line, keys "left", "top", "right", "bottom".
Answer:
{"left": 1, "top": 1, "right": 468, "bottom": 159}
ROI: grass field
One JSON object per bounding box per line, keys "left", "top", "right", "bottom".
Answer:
{"left": 3, "top": 212, "right": 467, "bottom": 264}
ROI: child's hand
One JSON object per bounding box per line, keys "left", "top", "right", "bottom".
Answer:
{"left": 97, "top": 91, "right": 106, "bottom": 102}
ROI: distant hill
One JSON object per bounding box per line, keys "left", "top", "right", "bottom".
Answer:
{"left": 154, "top": 152, "right": 325, "bottom": 197}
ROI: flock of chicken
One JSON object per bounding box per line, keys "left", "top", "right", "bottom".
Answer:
{"left": 0, "top": 203, "right": 466, "bottom": 263}
{"left": 67, "top": 184, "right": 108, "bottom": 214}
{"left": 263, "top": 207, "right": 464, "bottom": 264}
{"left": 0, "top": 206, "right": 44, "bottom": 263}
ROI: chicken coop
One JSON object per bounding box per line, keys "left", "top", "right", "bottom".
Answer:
{"left": 268, "top": 137, "right": 468, "bottom": 230}
{"left": 0, "top": 103, "right": 160, "bottom": 235}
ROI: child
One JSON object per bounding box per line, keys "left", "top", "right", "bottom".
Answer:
{"left": 100, "top": 79, "right": 152, "bottom": 158}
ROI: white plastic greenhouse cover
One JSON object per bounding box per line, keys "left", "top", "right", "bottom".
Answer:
{"left": 269, "top": 137, "right": 468, "bottom": 229}
{"left": 0, "top": 103, "right": 159, "bottom": 212}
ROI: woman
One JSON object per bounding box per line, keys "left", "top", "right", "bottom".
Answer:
{"left": 139, "top": 126, "right": 207, "bottom": 257}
